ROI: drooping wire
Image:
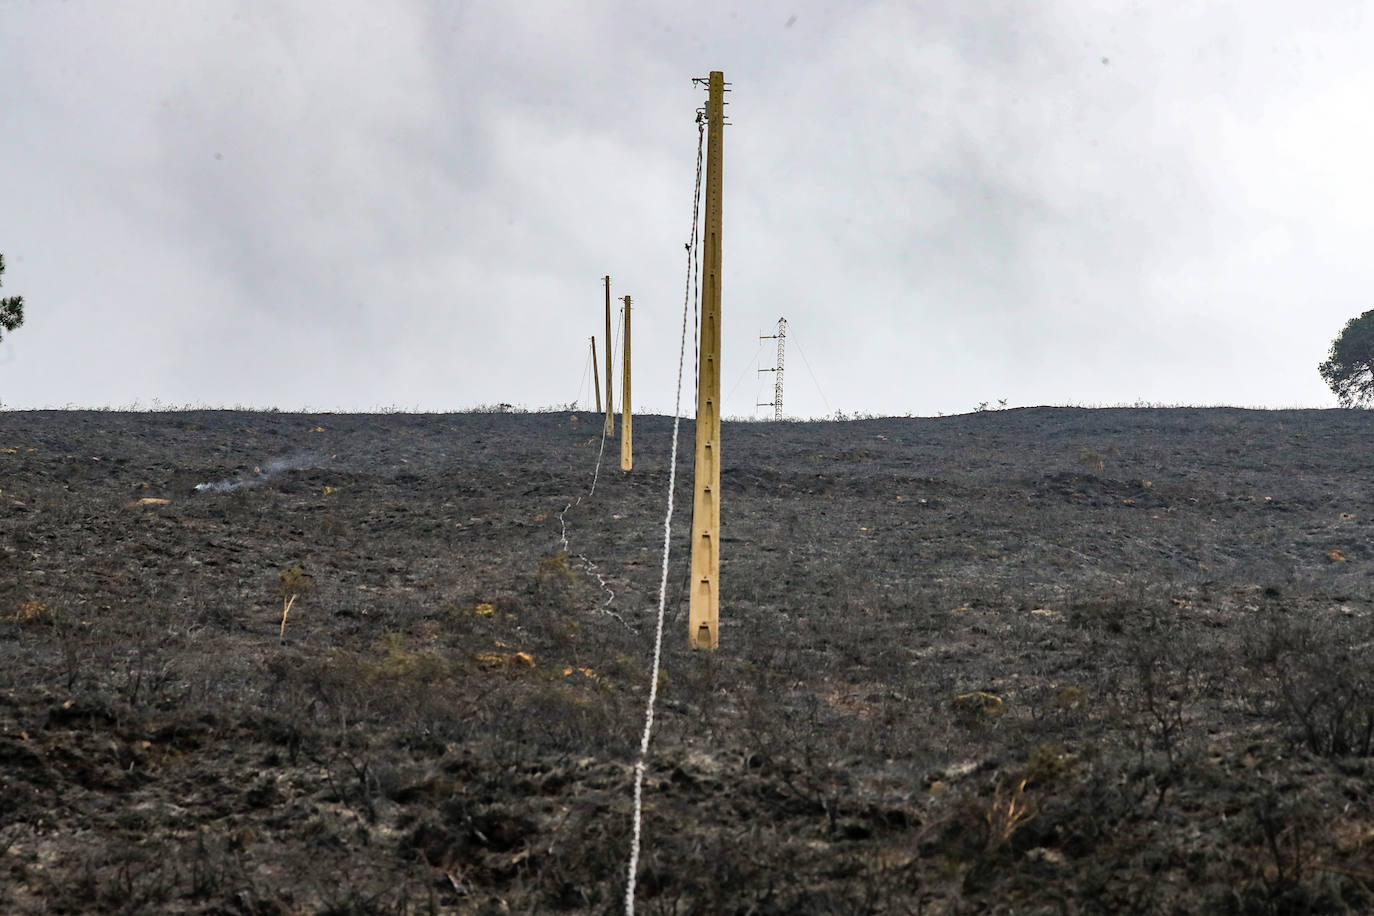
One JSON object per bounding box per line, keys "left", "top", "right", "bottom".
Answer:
{"left": 674, "top": 108, "right": 708, "bottom": 628}
{"left": 624, "top": 110, "right": 705, "bottom": 916}
{"left": 573, "top": 340, "right": 594, "bottom": 411}
{"left": 607, "top": 305, "right": 622, "bottom": 407}
{"left": 724, "top": 337, "right": 766, "bottom": 414}
{"left": 691, "top": 108, "right": 704, "bottom": 416}
{"left": 789, "top": 327, "right": 833, "bottom": 416}
{"left": 556, "top": 296, "right": 633, "bottom": 630}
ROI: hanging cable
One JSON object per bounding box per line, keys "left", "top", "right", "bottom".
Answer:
{"left": 724, "top": 338, "right": 766, "bottom": 412}
{"left": 625, "top": 111, "right": 705, "bottom": 916}
{"left": 789, "top": 327, "right": 833, "bottom": 416}
{"left": 690, "top": 109, "right": 704, "bottom": 415}
{"left": 573, "top": 342, "right": 594, "bottom": 411}
{"left": 556, "top": 295, "right": 632, "bottom": 630}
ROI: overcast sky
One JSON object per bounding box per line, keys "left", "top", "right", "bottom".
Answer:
{"left": 3, "top": 1, "right": 1372, "bottom": 417}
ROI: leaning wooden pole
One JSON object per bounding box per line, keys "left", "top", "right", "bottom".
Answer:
{"left": 604, "top": 275, "right": 616, "bottom": 438}
{"left": 621, "top": 296, "right": 633, "bottom": 471}
{"left": 591, "top": 336, "right": 602, "bottom": 414}
{"left": 689, "top": 71, "right": 725, "bottom": 650}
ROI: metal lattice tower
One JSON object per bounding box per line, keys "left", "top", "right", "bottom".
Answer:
{"left": 757, "top": 317, "right": 787, "bottom": 420}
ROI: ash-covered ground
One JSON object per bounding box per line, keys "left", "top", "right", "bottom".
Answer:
{"left": 1, "top": 407, "right": 1372, "bottom": 914}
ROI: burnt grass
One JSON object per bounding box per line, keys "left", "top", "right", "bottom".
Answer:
{"left": 1, "top": 407, "right": 1373, "bottom": 914}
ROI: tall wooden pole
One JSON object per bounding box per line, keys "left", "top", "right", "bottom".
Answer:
{"left": 621, "top": 296, "right": 633, "bottom": 471}
{"left": 591, "top": 336, "right": 602, "bottom": 414}
{"left": 690, "top": 71, "right": 725, "bottom": 650}
{"left": 604, "top": 275, "right": 616, "bottom": 438}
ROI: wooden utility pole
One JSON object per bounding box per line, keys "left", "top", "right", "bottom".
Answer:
{"left": 591, "top": 336, "right": 602, "bottom": 414}
{"left": 604, "top": 276, "right": 616, "bottom": 438}
{"left": 689, "top": 71, "right": 725, "bottom": 650}
{"left": 621, "top": 296, "right": 633, "bottom": 471}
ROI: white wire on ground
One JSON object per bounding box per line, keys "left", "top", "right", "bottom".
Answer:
{"left": 624, "top": 113, "right": 705, "bottom": 916}
{"left": 556, "top": 309, "right": 634, "bottom": 631}
{"left": 556, "top": 427, "right": 632, "bottom": 629}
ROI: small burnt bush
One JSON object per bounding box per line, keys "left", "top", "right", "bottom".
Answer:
{"left": 1246, "top": 610, "right": 1374, "bottom": 757}
{"left": 501, "top": 677, "right": 637, "bottom": 756}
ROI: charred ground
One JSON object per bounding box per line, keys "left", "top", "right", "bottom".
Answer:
{"left": 1, "top": 407, "right": 1372, "bottom": 914}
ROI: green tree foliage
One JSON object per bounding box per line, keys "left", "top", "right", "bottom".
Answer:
{"left": 1319, "top": 309, "right": 1374, "bottom": 406}
{"left": 0, "top": 253, "right": 23, "bottom": 343}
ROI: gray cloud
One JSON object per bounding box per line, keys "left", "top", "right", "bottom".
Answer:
{"left": 2, "top": 1, "right": 1372, "bottom": 415}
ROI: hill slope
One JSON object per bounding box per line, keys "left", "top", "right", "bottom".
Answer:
{"left": 1, "top": 407, "right": 1371, "bottom": 913}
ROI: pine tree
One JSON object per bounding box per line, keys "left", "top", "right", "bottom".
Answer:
{"left": 1319, "top": 309, "right": 1374, "bottom": 406}
{"left": 0, "top": 253, "right": 24, "bottom": 343}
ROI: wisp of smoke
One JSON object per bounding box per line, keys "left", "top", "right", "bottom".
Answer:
{"left": 193, "top": 479, "right": 241, "bottom": 493}
{"left": 192, "top": 453, "right": 323, "bottom": 494}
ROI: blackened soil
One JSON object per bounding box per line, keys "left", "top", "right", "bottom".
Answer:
{"left": 1, "top": 407, "right": 1373, "bottom": 914}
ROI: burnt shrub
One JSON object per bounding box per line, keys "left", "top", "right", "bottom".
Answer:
{"left": 534, "top": 551, "right": 578, "bottom": 604}
{"left": 1096, "top": 595, "right": 1222, "bottom": 768}
{"left": 499, "top": 676, "right": 636, "bottom": 755}
{"left": 1245, "top": 610, "right": 1374, "bottom": 757}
